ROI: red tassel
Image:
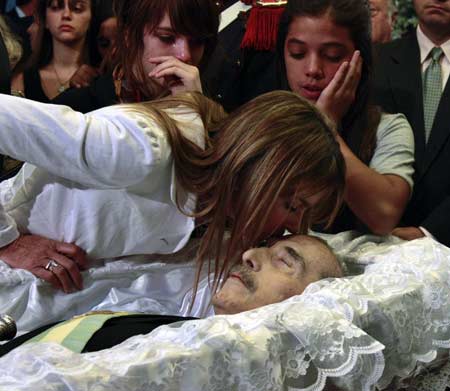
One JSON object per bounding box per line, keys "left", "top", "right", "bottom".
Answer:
{"left": 240, "top": 6, "right": 285, "bottom": 51}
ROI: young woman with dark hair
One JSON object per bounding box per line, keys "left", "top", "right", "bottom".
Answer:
{"left": 51, "top": 0, "right": 220, "bottom": 112}
{"left": 0, "top": 91, "right": 345, "bottom": 296}
{"left": 11, "top": 0, "right": 100, "bottom": 101}
{"left": 277, "top": 0, "right": 414, "bottom": 235}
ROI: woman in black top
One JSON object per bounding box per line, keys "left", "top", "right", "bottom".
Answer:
{"left": 11, "top": 0, "right": 100, "bottom": 102}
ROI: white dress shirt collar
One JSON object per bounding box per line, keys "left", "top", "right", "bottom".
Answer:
{"left": 417, "top": 25, "right": 450, "bottom": 65}
{"left": 417, "top": 25, "right": 450, "bottom": 90}
{"left": 15, "top": 6, "right": 26, "bottom": 17}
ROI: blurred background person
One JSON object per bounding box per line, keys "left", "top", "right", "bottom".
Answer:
{"left": 4, "top": 0, "right": 38, "bottom": 18}
{"left": 94, "top": 0, "right": 115, "bottom": 62}
{"left": 0, "top": 14, "right": 23, "bottom": 75}
{"left": 11, "top": 0, "right": 100, "bottom": 101}
{"left": 370, "top": 0, "right": 397, "bottom": 44}
{"left": 0, "top": 14, "right": 27, "bottom": 180}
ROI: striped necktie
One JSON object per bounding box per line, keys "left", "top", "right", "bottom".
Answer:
{"left": 423, "top": 46, "right": 444, "bottom": 142}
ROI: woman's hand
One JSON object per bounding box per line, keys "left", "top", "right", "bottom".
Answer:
{"left": 70, "top": 65, "right": 100, "bottom": 89}
{"left": 316, "top": 51, "right": 363, "bottom": 124}
{"left": 391, "top": 227, "right": 425, "bottom": 241}
{"left": 147, "top": 56, "right": 202, "bottom": 95}
{"left": 0, "top": 234, "right": 89, "bottom": 293}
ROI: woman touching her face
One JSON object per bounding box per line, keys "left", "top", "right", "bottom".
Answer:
{"left": 51, "top": 0, "right": 220, "bottom": 113}
{"left": 278, "top": 0, "right": 415, "bottom": 235}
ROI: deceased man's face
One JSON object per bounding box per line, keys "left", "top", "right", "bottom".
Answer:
{"left": 212, "top": 235, "right": 339, "bottom": 314}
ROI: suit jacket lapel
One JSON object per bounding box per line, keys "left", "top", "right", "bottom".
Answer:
{"left": 387, "top": 34, "right": 426, "bottom": 171}
{"left": 421, "top": 77, "right": 450, "bottom": 175}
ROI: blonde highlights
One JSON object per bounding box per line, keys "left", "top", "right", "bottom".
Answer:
{"left": 127, "top": 91, "right": 345, "bottom": 305}
{"left": 0, "top": 16, "right": 23, "bottom": 71}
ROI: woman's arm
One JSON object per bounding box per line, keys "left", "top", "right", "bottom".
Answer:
{"left": 336, "top": 114, "right": 414, "bottom": 235}
{"left": 0, "top": 94, "right": 169, "bottom": 189}
{"left": 315, "top": 53, "right": 413, "bottom": 234}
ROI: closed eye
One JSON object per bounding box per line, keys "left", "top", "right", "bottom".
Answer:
{"left": 286, "top": 41, "right": 306, "bottom": 60}
{"left": 289, "top": 51, "right": 306, "bottom": 60}
{"left": 158, "top": 35, "right": 176, "bottom": 44}
{"left": 284, "top": 199, "right": 305, "bottom": 213}
{"left": 276, "top": 257, "right": 292, "bottom": 267}
{"left": 324, "top": 54, "right": 344, "bottom": 63}
{"left": 284, "top": 202, "right": 298, "bottom": 213}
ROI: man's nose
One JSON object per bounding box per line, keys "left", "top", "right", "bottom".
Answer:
{"left": 305, "top": 55, "right": 323, "bottom": 79}
{"left": 173, "top": 37, "right": 192, "bottom": 64}
{"left": 241, "top": 249, "right": 262, "bottom": 272}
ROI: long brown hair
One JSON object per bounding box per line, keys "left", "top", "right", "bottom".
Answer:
{"left": 277, "top": 0, "right": 381, "bottom": 164}
{"left": 130, "top": 90, "right": 346, "bottom": 300}
{"left": 112, "top": 0, "right": 220, "bottom": 101}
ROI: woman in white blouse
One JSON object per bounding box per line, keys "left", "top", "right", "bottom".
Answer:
{"left": 0, "top": 91, "right": 345, "bottom": 295}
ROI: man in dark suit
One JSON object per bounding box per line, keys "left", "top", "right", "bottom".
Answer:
{"left": 372, "top": 0, "right": 450, "bottom": 246}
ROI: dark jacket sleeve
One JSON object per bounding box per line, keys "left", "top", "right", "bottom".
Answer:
{"left": 421, "top": 197, "right": 450, "bottom": 247}
{"left": 371, "top": 43, "right": 398, "bottom": 113}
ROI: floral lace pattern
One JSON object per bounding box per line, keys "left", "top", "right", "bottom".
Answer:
{"left": 1, "top": 235, "right": 450, "bottom": 390}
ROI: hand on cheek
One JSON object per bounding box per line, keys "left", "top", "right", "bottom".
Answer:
{"left": 316, "top": 51, "right": 362, "bottom": 124}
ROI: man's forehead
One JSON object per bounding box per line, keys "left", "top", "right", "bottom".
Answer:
{"left": 271, "top": 234, "right": 309, "bottom": 246}
{"left": 370, "top": 0, "right": 389, "bottom": 7}
{"left": 271, "top": 235, "right": 327, "bottom": 263}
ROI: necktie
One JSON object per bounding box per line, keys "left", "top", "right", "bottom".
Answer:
{"left": 423, "top": 47, "right": 444, "bottom": 142}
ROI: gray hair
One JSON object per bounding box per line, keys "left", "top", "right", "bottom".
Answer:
{"left": 387, "top": 0, "right": 397, "bottom": 17}
{"left": 305, "top": 236, "right": 344, "bottom": 279}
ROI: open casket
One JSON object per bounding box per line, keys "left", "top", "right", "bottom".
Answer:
{"left": 0, "top": 233, "right": 449, "bottom": 390}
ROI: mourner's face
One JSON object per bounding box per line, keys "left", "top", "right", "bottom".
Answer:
{"left": 141, "top": 12, "right": 205, "bottom": 89}
{"left": 260, "top": 188, "right": 326, "bottom": 239}
{"left": 46, "top": 0, "right": 92, "bottom": 44}
{"left": 212, "top": 235, "right": 326, "bottom": 314}
{"left": 284, "top": 14, "right": 355, "bottom": 102}
{"left": 413, "top": 0, "right": 450, "bottom": 29}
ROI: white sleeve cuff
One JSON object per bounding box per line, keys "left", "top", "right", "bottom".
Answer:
{"left": 419, "top": 226, "right": 436, "bottom": 240}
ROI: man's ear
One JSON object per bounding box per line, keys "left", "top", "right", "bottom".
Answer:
{"left": 390, "top": 11, "right": 398, "bottom": 28}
